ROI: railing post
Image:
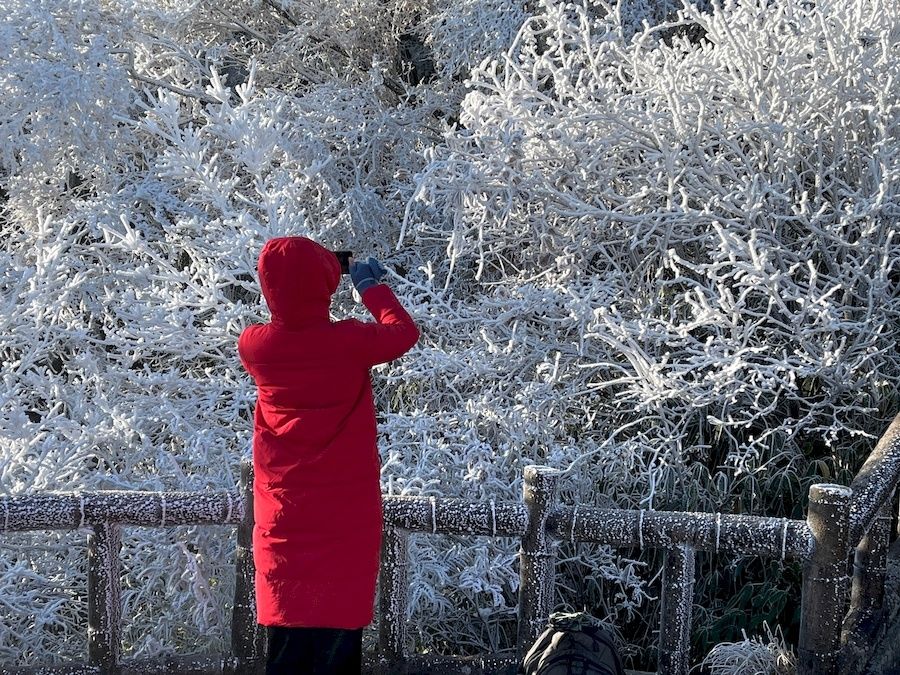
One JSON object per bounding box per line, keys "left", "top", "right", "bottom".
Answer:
{"left": 798, "top": 484, "right": 852, "bottom": 675}
{"left": 231, "top": 459, "right": 265, "bottom": 673}
{"left": 658, "top": 544, "right": 695, "bottom": 675}
{"left": 88, "top": 522, "right": 122, "bottom": 674}
{"left": 842, "top": 497, "right": 892, "bottom": 669}
{"left": 378, "top": 525, "right": 410, "bottom": 671}
{"left": 517, "top": 465, "right": 561, "bottom": 659}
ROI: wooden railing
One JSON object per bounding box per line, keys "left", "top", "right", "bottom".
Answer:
{"left": 1, "top": 490, "right": 247, "bottom": 675}
{"left": 1, "top": 412, "right": 898, "bottom": 675}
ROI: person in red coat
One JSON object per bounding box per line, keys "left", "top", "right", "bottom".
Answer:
{"left": 237, "top": 236, "right": 419, "bottom": 674}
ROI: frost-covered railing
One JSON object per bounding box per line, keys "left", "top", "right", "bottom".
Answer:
{"left": 0, "top": 489, "right": 251, "bottom": 675}
{"left": 376, "top": 470, "right": 819, "bottom": 675}
{"left": 375, "top": 413, "right": 900, "bottom": 675}
{"left": 841, "top": 413, "right": 900, "bottom": 669}
{"left": 1, "top": 412, "right": 898, "bottom": 675}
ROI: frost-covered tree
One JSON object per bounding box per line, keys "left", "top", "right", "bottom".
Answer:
{"left": 0, "top": 0, "right": 437, "bottom": 660}
{"left": 1, "top": 0, "right": 897, "bottom": 668}
{"left": 399, "top": 0, "right": 899, "bottom": 654}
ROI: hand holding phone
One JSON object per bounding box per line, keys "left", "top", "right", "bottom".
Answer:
{"left": 334, "top": 250, "right": 353, "bottom": 275}
{"left": 349, "top": 257, "right": 387, "bottom": 294}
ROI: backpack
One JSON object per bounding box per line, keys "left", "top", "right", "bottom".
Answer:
{"left": 520, "top": 612, "right": 626, "bottom": 675}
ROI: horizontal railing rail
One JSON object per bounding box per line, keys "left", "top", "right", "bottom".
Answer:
{"left": 382, "top": 495, "right": 526, "bottom": 536}
{"left": 382, "top": 495, "right": 815, "bottom": 559}
{"left": 3, "top": 491, "right": 814, "bottom": 561}
{"left": 552, "top": 505, "right": 814, "bottom": 558}
{"left": 2, "top": 490, "right": 242, "bottom": 532}
{"left": 4, "top": 654, "right": 238, "bottom": 675}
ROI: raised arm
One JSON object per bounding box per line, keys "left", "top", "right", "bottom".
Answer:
{"left": 355, "top": 284, "right": 419, "bottom": 366}
{"left": 349, "top": 258, "right": 419, "bottom": 366}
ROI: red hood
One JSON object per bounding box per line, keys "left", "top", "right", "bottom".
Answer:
{"left": 258, "top": 237, "right": 340, "bottom": 327}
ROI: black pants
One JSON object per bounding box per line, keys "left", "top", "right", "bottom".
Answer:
{"left": 265, "top": 625, "right": 363, "bottom": 675}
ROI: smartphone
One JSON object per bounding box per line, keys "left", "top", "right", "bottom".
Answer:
{"left": 334, "top": 250, "right": 353, "bottom": 275}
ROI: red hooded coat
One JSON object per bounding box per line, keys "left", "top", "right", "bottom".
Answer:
{"left": 237, "top": 237, "right": 419, "bottom": 628}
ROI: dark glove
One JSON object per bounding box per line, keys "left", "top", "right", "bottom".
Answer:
{"left": 350, "top": 256, "right": 387, "bottom": 294}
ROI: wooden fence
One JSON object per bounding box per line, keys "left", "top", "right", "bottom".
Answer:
{"left": 1, "top": 412, "right": 898, "bottom": 675}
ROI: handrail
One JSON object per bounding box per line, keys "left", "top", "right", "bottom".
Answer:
{"left": 381, "top": 495, "right": 815, "bottom": 559}
{"left": 1, "top": 411, "right": 898, "bottom": 675}
{"left": 848, "top": 412, "right": 900, "bottom": 546}
{"left": 3, "top": 488, "right": 814, "bottom": 562}
{"left": 550, "top": 505, "right": 814, "bottom": 559}
{"left": 378, "top": 468, "right": 819, "bottom": 675}
{"left": 382, "top": 494, "right": 527, "bottom": 536}
{"left": 1, "top": 489, "right": 242, "bottom": 532}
